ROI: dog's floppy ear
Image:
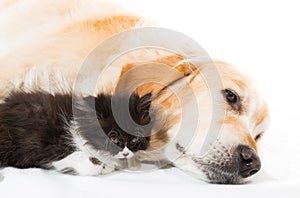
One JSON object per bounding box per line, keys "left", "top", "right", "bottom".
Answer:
{"left": 130, "top": 92, "right": 152, "bottom": 125}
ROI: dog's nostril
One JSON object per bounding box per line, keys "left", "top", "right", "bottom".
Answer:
{"left": 249, "top": 169, "right": 259, "bottom": 176}
{"left": 236, "top": 145, "right": 261, "bottom": 178}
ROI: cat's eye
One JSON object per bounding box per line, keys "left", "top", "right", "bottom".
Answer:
{"left": 108, "top": 130, "right": 119, "bottom": 144}
{"left": 131, "top": 137, "right": 140, "bottom": 144}
{"left": 110, "top": 136, "right": 119, "bottom": 144}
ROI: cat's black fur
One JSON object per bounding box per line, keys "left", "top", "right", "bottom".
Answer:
{"left": 0, "top": 90, "right": 153, "bottom": 170}
{"left": 78, "top": 92, "right": 153, "bottom": 155}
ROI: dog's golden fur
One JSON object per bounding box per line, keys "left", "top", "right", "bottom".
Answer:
{"left": 0, "top": 0, "right": 269, "bottom": 184}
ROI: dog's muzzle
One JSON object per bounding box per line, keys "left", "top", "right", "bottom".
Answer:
{"left": 198, "top": 144, "right": 261, "bottom": 184}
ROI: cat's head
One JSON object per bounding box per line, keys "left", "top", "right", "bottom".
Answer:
{"left": 93, "top": 92, "right": 153, "bottom": 159}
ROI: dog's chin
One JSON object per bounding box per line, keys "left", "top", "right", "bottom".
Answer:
{"left": 183, "top": 165, "right": 250, "bottom": 185}
{"left": 174, "top": 152, "right": 254, "bottom": 184}
{"left": 202, "top": 167, "right": 250, "bottom": 185}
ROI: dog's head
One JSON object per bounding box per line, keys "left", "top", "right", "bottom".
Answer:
{"left": 159, "top": 60, "right": 270, "bottom": 184}
{"left": 118, "top": 56, "right": 269, "bottom": 184}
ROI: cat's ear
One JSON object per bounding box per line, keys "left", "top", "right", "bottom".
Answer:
{"left": 96, "top": 94, "right": 112, "bottom": 120}
{"left": 136, "top": 92, "right": 152, "bottom": 124}
{"left": 138, "top": 92, "right": 152, "bottom": 112}
{"left": 84, "top": 94, "right": 110, "bottom": 119}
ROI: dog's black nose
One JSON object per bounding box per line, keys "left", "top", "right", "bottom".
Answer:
{"left": 236, "top": 145, "right": 261, "bottom": 178}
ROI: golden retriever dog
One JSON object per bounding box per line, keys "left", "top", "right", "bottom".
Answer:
{"left": 0, "top": 0, "right": 269, "bottom": 184}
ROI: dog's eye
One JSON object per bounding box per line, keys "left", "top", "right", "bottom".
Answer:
{"left": 254, "top": 132, "right": 265, "bottom": 142}
{"left": 223, "top": 89, "right": 239, "bottom": 104}
{"left": 222, "top": 89, "right": 242, "bottom": 111}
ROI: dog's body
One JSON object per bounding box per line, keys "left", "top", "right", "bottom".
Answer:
{"left": 0, "top": 0, "right": 269, "bottom": 184}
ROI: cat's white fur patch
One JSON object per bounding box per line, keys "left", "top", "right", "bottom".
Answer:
{"left": 114, "top": 146, "right": 134, "bottom": 159}
{"left": 49, "top": 120, "right": 120, "bottom": 176}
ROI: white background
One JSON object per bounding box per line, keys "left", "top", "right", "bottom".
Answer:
{"left": 1, "top": 0, "right": 300, "bottom": 197}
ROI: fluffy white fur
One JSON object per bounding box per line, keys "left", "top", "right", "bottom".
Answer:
{"left": 50, "top": 120, "right": 119, "bottom": 176}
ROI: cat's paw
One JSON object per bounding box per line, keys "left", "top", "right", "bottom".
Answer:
{"left": 60, "top": 167, "right": 78, "bottom": 175}
{"left": 98, "top": 163, "right": 118, "bottom": 175}
{"left": 89, "top": 157, "right": 120, "bottom": 175}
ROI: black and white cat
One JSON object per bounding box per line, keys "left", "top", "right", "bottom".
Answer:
{"left": 0, "top": 90, "right": 153, "bottom": 175}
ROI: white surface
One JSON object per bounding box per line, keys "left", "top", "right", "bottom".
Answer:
{"left": 1, "top": 0, "right": 300, "bottom": 197}
{"left": 0, "top": 167, "right": 299, "bottom": 198}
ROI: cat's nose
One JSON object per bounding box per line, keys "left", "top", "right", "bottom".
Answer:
{"left": 123, "top": 152, "right": 130, "bottom": 157}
